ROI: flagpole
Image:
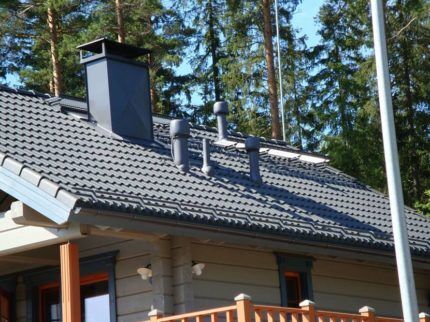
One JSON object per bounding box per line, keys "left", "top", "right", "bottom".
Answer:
{"left": 370, "top": 1, "right": 419, "bottom": 322}
{"left": 274, "top": 0, "right": 286, "bottom": 142}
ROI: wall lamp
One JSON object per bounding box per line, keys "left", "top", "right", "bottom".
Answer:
{"left": 137, "top": 261, "right": 205, "bottom": 282}
{"left": 137, "top": 264, "right": 152, "bottom": 281}
{"left": 192, "top": 261, "right": 205, "bottom": 276}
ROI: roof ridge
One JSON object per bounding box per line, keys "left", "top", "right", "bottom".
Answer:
{"left": 0, "top": 84, "right": 52, "bottom": 99}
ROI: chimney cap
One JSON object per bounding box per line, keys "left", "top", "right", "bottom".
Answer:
{"left": 213, "top": 101, "right": 229, "bottom": 115}
{"left": 245, "top": 137, "right": 260, "bottom": 151}
{"left": 170, "top": 119, "right": 191, "bottom": 138}
{"left": 77, "top": 38, "right": 150, "bottom": 59}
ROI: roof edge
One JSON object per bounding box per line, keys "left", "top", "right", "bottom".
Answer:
{"left": 0, "top": 152, "right": 78, "bottom": 224}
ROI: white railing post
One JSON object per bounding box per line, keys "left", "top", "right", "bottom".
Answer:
{"left": 235, "top": 294, "right": 252, "bottom": 322}
{"left": 359, "top": 306, "right": 376, "bottom": 322}
{"left": 149, "top": 309, "right": 164, "bottom": 322}
{"left": 300, "top": 300, "right": 316, "bottom": 322}
{"left": 419, "top": 313, "right": 430, "bottom": 322}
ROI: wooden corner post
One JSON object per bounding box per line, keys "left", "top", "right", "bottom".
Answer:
{"left": 300, "top": 300, "right": 316, "bottom": 322}
{"left": 359, "top": 306, "right": 376, "bottom": 322}
{"left": 60, "top": 242, "right": 81, "bottom": 322}
{"left": 235, "top": 294, "right": 252, "bottom": 322}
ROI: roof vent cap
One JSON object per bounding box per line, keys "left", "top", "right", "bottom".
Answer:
{"left": 170, "top": 119, "right": 191, "bottom": 172}
{"left": 245, "top": 137, "right": 262, "bottom": 184}
{"left": 213, "top": 101, "right": 229, "bottom": 140}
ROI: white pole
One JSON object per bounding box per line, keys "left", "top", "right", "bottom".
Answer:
{"left": 274, "top": 0, "right": 286, "bottom": 142}
{"left": 370, "top": 1, "right": 419, "bottom": 322}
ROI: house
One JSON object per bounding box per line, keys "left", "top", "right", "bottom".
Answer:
{"left": 0, "top": 38, "right": 429, "bottom": 322}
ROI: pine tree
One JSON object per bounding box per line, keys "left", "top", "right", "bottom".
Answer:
{"left": 313, "top": 0, "right": 430, "bottom": 206}
{"left": 310, "top": 0, "right": 386, "bottom": 189}
{"left": 0, "top": 0, "right": 95, "bottom": 96}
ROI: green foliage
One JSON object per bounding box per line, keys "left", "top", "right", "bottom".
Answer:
{"left": 311, "top": 0, "right": 430, "bottom": 207}
{"left": 415, "top": 190, "right": 430, "bottom": 216}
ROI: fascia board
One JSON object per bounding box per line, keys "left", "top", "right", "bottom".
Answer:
{"left": 0, "top": 166, "right": 73, "bottom": 224}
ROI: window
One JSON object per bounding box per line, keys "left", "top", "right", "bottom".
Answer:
{"left": 284, "top": 272, "right": 302, "bottom": 307}
{"left": 276, "top": 254, "right": 313, "bottom": 307}
{"left": 38, "top": 273, "right": 110, "bottom": 322}
{"left": 0, "top": 290, "right": 10, "bottom": 322}
{"left": 23, "top": 251, "right": 117, "bottom": 322}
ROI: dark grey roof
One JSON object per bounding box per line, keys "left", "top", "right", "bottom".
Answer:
{"left": 1, "top": 86, "right": 429, "bottom": 256}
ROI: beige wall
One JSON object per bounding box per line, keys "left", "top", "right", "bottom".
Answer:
{"left": 312, "top": 256, "right": 430, "bottom": 317}
{"left": 190, "top": 241, "right": 430, "bottom": 318}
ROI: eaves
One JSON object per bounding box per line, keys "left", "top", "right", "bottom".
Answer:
{"left": 0, "top": 152, "right": 78, "bottom": 224}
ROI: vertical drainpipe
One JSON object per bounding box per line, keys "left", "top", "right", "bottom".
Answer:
{"left": 213, "top": 101, "right": 229, "bottom": 140}
{"left": 245, "top": 137, "right": 262, "bottom": 184}
{"left": 170, "top": 119, "right": 190, "bottom": 172}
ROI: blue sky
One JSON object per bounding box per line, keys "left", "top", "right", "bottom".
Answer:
{"left": 292, "top": 0, "right": 324, "bottom": 47}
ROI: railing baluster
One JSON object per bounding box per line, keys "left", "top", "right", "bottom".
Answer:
{"left": 292, "top": 313, "right": 298, "bottom": 322}
{"left": 211, "top": 313, "right": 218, "bottom": 322}
{"left": 196, "top": 315, "right": 203, "bottom": 322}
{"left": 268, "top": 311, "right": 274, "bottom": 322}
{"left": 280, "top": 311, "right": 287, "bottom": 322}
{"left": 255, "top": 309, "right": 262, "bottom": 322}
{"left": 226, "top": 310, "right": 234, "bottom": 322}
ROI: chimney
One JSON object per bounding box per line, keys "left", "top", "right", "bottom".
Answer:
{"left": 213, "top": 101, "right": 228, "bottom": 140}
{"left": 170, "top": 119, "right": 190, "bottom": 172}
{"left": 201, "top": 138, "right": 214, "bottom": 176}
{"left": 245, "top": 137, "right": 262, "bottom": 183}
{"left": 78, "top": 38, "right": 153, "bottom": 140}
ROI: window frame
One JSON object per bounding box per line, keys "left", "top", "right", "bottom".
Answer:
{"left": 23, "top": 251, "right": 118, "bottom": 322}
{"left": 276, "top": 253, "right": 314, "bottom": 307}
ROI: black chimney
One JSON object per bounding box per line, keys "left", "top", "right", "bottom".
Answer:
{"left": 78, "top": 38, "right": 153, "bottom": 141}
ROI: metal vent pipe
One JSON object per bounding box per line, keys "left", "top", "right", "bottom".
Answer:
{"left": 245, "top": 137, "right": 262, "bottom": 183}
{"left": 170, "top": 119, "right": 191, "bottom": 172}
{"left": 201, "top": 138, "right": 214, "bottom": 176}
{"left": 213, "top": 101, "right": 229, "bottom": 140}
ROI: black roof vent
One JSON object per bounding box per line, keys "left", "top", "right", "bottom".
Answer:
{"left": 78, "top": 38, "right": 153, "bottom": 141}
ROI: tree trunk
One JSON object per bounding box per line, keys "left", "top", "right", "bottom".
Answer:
{"left": 47, "top": 5, "right": 62, "bottom": 96}
{"left": 148, "top": 52, "right": 159, "bottom": 113}
{"left": 262, "top": 0, "right": 282, "bottom": 140}
{"left": 145, "top": 15, "right": 159, "bottom": 113}
{"left": 207, "top": 0, "right": 221, "bottom": 101}
{"left": 115, "top": 0, "right": 126, "bottom": 43}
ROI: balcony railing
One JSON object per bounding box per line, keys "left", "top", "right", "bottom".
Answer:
{"left": 146, "top": 294, "right": 430, "bottom": 322}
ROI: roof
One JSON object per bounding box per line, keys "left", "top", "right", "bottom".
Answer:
{"left": 1, "top": 86, "right": 429, "bottom": 256}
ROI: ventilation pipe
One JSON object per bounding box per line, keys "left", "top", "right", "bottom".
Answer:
{"left": 170, "top": 119, "right": 190, "bottom": 172}
{"left": 201, "top": 138, "right": 214, "bottom": 176}
{"left": 245, "top": 137, "right": 262, "bottom": 183}
{"left": 213, "top": 101, "right": 229, "bottom": 140}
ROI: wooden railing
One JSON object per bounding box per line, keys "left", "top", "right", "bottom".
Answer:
{"left": 146, "top": 294, "right": 430, "bottom": 322}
